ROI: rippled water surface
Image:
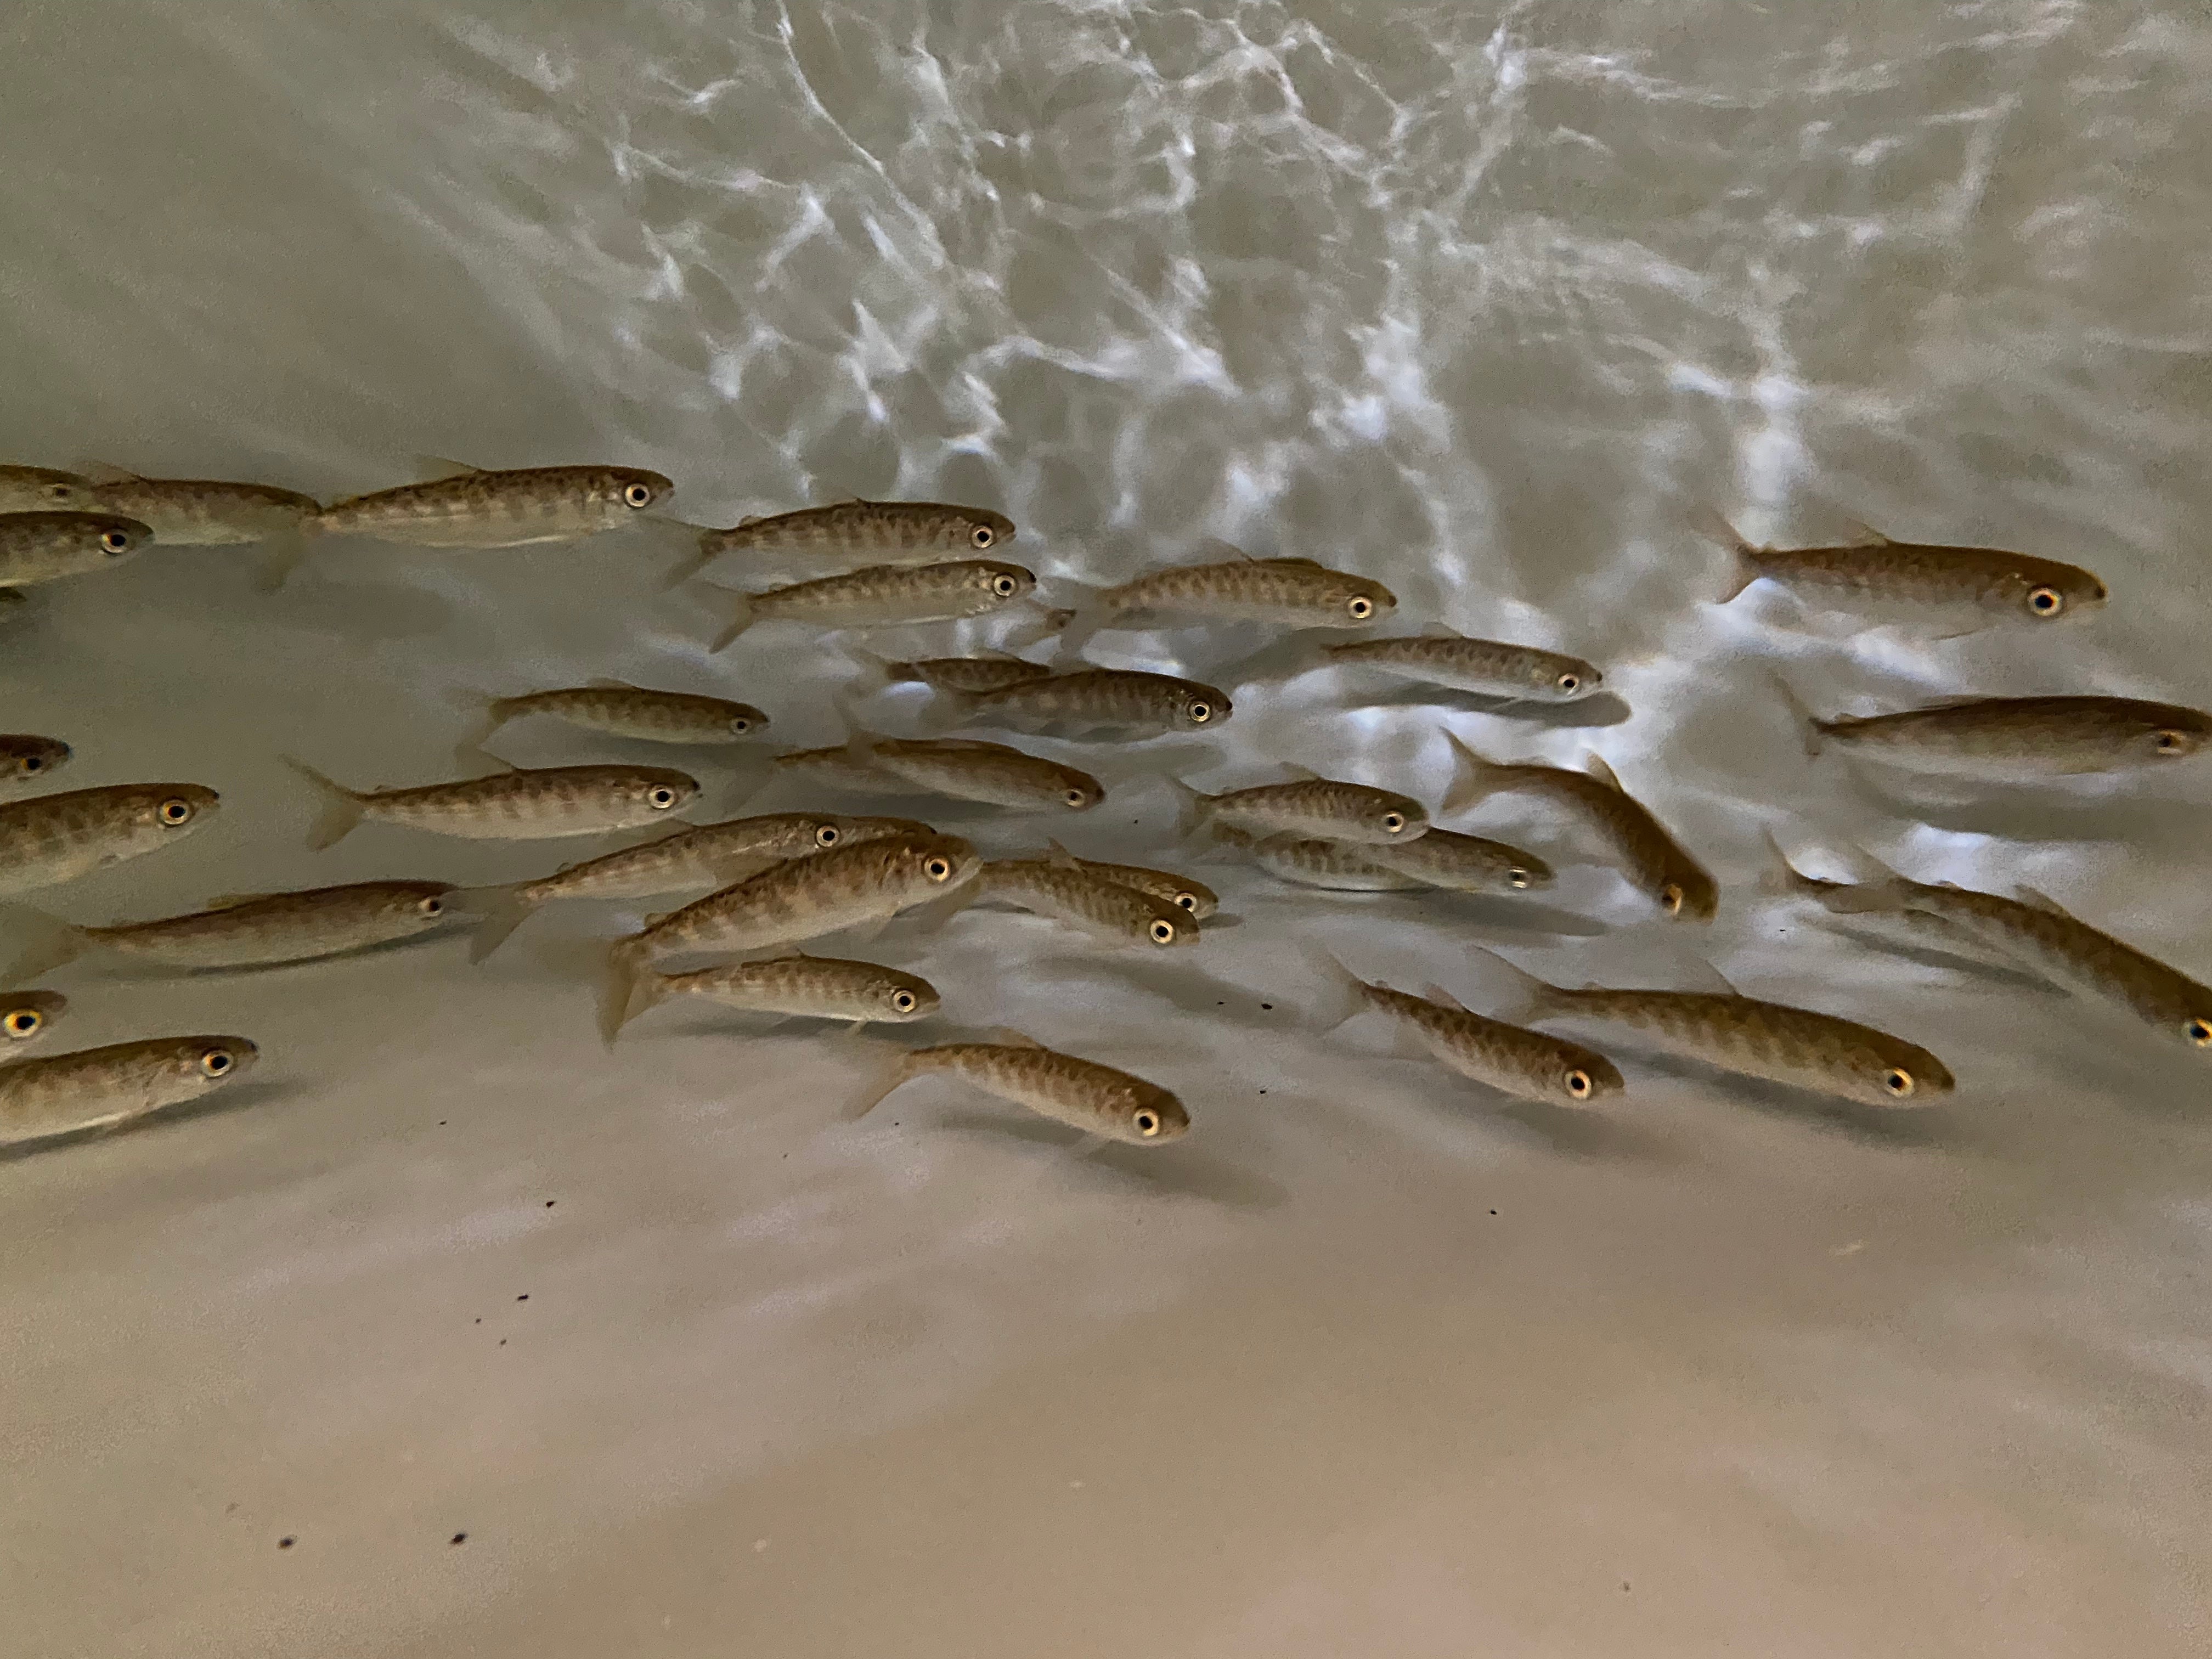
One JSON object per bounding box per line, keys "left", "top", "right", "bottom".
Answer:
{"left": 4, "top": 3, "right": 2210, "bottom": 1654}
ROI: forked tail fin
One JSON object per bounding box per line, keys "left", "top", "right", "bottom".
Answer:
{"left": 280, "top": 757, "right": 366, "bottom": 851}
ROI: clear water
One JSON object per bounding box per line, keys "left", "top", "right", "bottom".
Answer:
{"left": 4, "top": 3, "right": 2209, "bottom": 1654}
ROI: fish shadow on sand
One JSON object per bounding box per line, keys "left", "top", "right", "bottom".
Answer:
{"left": 0, "top": 1077, "right": 301, "bottom": 1163}
{"left": 1487, "top": 1097, "right": 1684, "bottom": 1163}
{"left": 1622, "top": 1051, "right": 1959, "bottom": 1148}
{"left": 1809, "top": 920, "right": 2064, "bottom": 997}
{"left": 1250, "top": 887, "right": 1607, "bottom": 942}
{"left": 84, "top": 929, "right": 473, "bottom": 984}
{"left": 930, "top": 1110, "right": 1288, "bottom": 1210}
{"left": 265, "top": 569, "right": 460, "bottom": 642}
{"left": 1835, "top": 766, "right": 2210, "bottom": 856}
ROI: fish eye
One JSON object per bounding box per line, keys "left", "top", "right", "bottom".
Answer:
{"left": 2187, "top": 1018, "right": 2212, "bottom": 1048}
{"left": 4, "top": 1008, "right": 43, "bottom": 1039}
{"left": 1187, "top": 702, "right": 1212, "bottom": 724}
{"left": 814, "top": 825, "right": 841, "bottom": 847}
{"left": 1175, "top": 891, "right": 1199, "bottom": 912}
{"left": 924, "top": 856, "right": 952, "bottom": 882}
{"left": 1380, "top": 812, "right": 1406, "bottom": 834}
{"left": 1659, "top": 884, "right": 1685, "bottom": 915}
{"left": 1565, "top": 1068, "right": 1592, "bottom": 1100}
{"left": 990, "top": 574, "right": 1018, "bottom": 597}
{"left": 417, "top": 896, "right": 444, "bottom": 916}
{"left": 157, "top": 797, "right": 194, "bottom": 826}
{"left": 49, "top": 483, "right": 72, "bottom": 501}
{"left": 1882, "top": 1068, "right": 1915, "bottom": 1098}
{"left": 2154, "top": 729, "right": 2190, "bottom": 756}
{"left": 1557, "top": 673, "right": 1579, "bottom": 694}
{"left": 647, "top": 786, "right": 680, "bottom": 809}
{"left": 1347, "top": 596, "right": 1374, "bottom": 620}
{"left": 100, "top": 529, "right": 132, "bottom": 554}
{"left": 2027, "top": 585, "right": 2062, "bottom": 617}
{"left": 199, "top": 1048, "right": 235, "bottom": 1077}
{"left": 1148, "top": 919, "right": 1176, "bottom": 945}
{"left": 1063, "top": 788, "right": 1088, "bottom": 808}
{"left": 969, "top": 524, "right": 995, "bottom": 549}
{"left": 1508, "top": 867, "right": 1531, "bottom": 890}
{"left": 891, "top": 990, "right": 918, "bottom": 1013}
{"left": 20, "top": 755, "right": 42, "bottom": 774}
{"left": 1133, "top": 1109, "right": 1162, "bottom": 1138}
{"left": 622, "top": 482, "right": 654, "bottom": 509}
{"left": 729, "top": 716, "right": 752, "bottom": 735}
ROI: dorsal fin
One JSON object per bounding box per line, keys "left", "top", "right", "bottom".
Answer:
{"left": 80, "top": 461, "right": 147, "bottom": 486}
{"left": 414, "top": 455, "right": 485, "bottom": 481}
{"left": 584, "top": 676, "right": 645, "bottom": 692}
{"left": 1422, "top": 981, "right": 1469, "bottom": 1011}
{"left": 1043, "top": 839, "right": 1084, "bottom": 869}
{"left": 198, "top": 892, "right": 279, "bottom": 911}
{"left": 1418, "top": 622, "right": 1465, "bottom": 639}
{"left": 1194, "top": 537, "right": 1250, "bottom": 563}
{"left": 1679, "top": 957, "right": 1743, "bottom": 996}
{"left": 991, "top": 1027, "right": 1045, "bottom": 1049}
{"left": 2015, "top": 885, "right": 2074, "bottom": 918}
{"left": 1283, "top": 762, "right": 1323, "bottom": 782}
{"left": 1581, "top": 752, "right": 1624, "bottom": 792}
{"left": 1837, "top": 517, "right": 1892, "bottom": 548}
{"left": 735, "top": 515, "right": 763, "bottom": 528}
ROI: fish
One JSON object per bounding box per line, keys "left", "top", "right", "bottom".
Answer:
{"left": 1776, "top": 684, "right": 2212, "bottom": 776}
{"left": 1244, "top": 833, "right": 1430, "bottom": 891}
{"left": 0, "top": 735, "right": 71, "bottom": 790}
{"left": 1765, "top": 836, "right": 2212, "bottom": 1052}
{"left": 774, "top": 733, "right": 1105, "bottom": 814}
{"left": 600, "top": 830, "right": 981, "bottom": 1041}
{"left": 1322, "top": 630, "right": 1603, "bottom": 701}
{"left": 926, "top": 668, "right": 1230, "bottom": 737}
{"left": 1475, "top": 948, "right": 1954, "bottom": 1108}
{"left": 0, "top": 1035, "right": 257, "bottom": 1147}
{"left": 0, "top": 783, "right": 221, "bottom": 900}
{"left": 857, "top": 650, "right": 1053, "bottom": 696}
{"left": 1357, "top": 828, "right": 1554, "bottom": 894}
{"left": 618, "top": 951, "right": 940, "bottom": 1039}
{"left": 0, "top": 511, "right": 155, "bottom": 586}
{"left": 1443, "top": 733, "right": 1716, "bottom": 921}
{"left": 978, "top": 849, "right": 1200, "bottom": 946}
{"left": 1305, "top": 949, "right": 1623, "bottom": 1107}
{"left": 0, "top": 464, "right": 94, "bottom": 512}
{"left": 454, "top": 680, "right": 769, "bottom": 765}
{"left": 709, "top": 559, "right": 1037, "bottom": 651}
{"left": 78, "top": 469, "right": 323, "bottom": 588}
{"left": 1172, "top": 766, "right": 1429, "bottom": 846}
{"left": 1039, "top": 844, "right": 1217, "bottom": 918}
{"left": 2, "top": 988, "right": 67, "bottom": 1050}
{"left": 685, "top": 499, "right": 1015, "bottom": 578}
{"left": 1059, "top": 543, "right": 1395, "bottom": 652}
{"left": 463, "top": 811, "right": 931, "bottom": 961}
{"left": 851, "top": 1029, "right": 1188, "bottom": 1144}
{"left": 282, "top": 758, "right": 698, "bottom": 850}
{"left": 2, "top": 881, "right": 459, "bottom": 981}
{"left": 1694, "top": 510, "right": 2109, "bottom": 625}
{"left": 311, "top": 460, "right": 674, "bottom": 548}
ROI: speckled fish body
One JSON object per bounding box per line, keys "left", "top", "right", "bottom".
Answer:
{"left": 1771, "top": 848, "right": 2212, "bottom": 1049}
{"left": 1322, "top": 633, "right": 1602, "bottom": 701}
{"left": 712, "top": 560, "right": 1036, "bottom": 650}
{"left": 698, "top": 500, "right": 1014, "bottom": 566}
{"left": 1246, "top": 833, "right": 1429, "bottom": 891}
{"left": 1180, "top": 774, "right": 1428, "bottom": 847}
{"left": 0, "top": 736, "right": 70, "bottom": 791}
{"left": 0, "top": 1035, "right": 257, "bottom": 1146}
{"left": 1358, "top": 828, "right": 1554, "bottom": 893}
{"left": 0, "top": 783, "right": 220, "bottom": 899}
{"left": 0, "top": 511, "right": 154, "bottom": 585}
{"left": 0, "top": 466, "right": 93, "bottom": 512}
{"left": 623, "top": 953, "right": 940, "bottom": 1036}
{"left": 88, "top": 474, "right": 320, "bottom": 545}
{"left": 1444, "top": 735, "right": 1716, "bottom": 921}
{"left": 312, "top": 464, "right": 674, "bottom": 547}
{"left": 946, "top": 669, "right": 1231, "bottom": 737}
{"left": 2, "top": 989, "right": 67, "bottom": 1051}
{"left": 868, "top": 653, "right": 1053, "bottom": 695}
{"left": 979, "top": 856, "right": 1198, "bottom": 946}
{"left": 9, "top": 882, "right": 456, "bottom": 979}
{"left": 1322, "top": 957, "right": 1622, "bottom": 1107}
{"left": 856, "top": 1035, "right": 1188, "bottom": 1145}
{"left": 1484, "top": 951, "right": 1953, "bottom": 1108}
{"left": 1087, "top": 551, "right": 1395, "bottom": 631}
{"left": 780, "top": 736, "right": 1104, "bottom": 814}
{"left": 1047, "top": 850, "right": 1217, "bottom": 918}
{"left": 476, "top": 682, "right": 769, "bottom": 746}
{"left": 1803, "top": 696, "right": 2212, "bottom": 775}
{"left": 284, "top": 758, "right": 698, "bottom": 850}
{"left": 1697, "top": 511, "right": 2108, "bottom": 624}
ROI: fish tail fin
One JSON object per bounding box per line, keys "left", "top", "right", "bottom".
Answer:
{"left": 280, "top": 756, "right": 366, "bottom": 851}
{"left": 913, "top": 688, "right": 981, "bottom": 735}
{"left": 845, "top": 645, "right": 902, "bottom": 691}
{"left": 1757, "top": 827, "right": 1839, "bottom": 901}
{"left": 611, "top": 970, "right": 672, "bottom": 1042}
{"left": 1765, "top": 669, "right": 1825, "bottom": 757}
{"left": 706, "top": 586, "right": 755, "bottom": 653}
{"left": 458, "top": 883, "right": 537, "bottom": 963}
{"left": 1466, "top": 946, "right": 1572, "bottom": 1023}
{"left": 255, "top": 523, "right": 311, "bottom": 592}
{"left": 1047, "top": 585, "right": 1109, "bottom": 664}
{"left": 443, "top": 686, "right": 507, "bottom": 770}
{"left": 1008, "top": 606, "right": 1076, "bottom": 653}
{"left": 1689, "top": 506, "right": 1763, "bottom": 603}
{"left": 1296, "top": 941, "right": 1369, "bottom": 1032}
{"left": 597, "top": 937, "right": 650, "bottom": 1048}
{"left": 1441, "top": 729, "right": 1511, "bottom": 814}
{"left": 844, "top": 1045, "right": 920, "bottom": 1121}
{"left": 661, "top": 524, "right": 724, "bottom": 591}
{"left": 0, "top": 906, "right": 91, "bottom": 983}
{"left": 1163, "top": 775, "right": 1213, "bottom": 843}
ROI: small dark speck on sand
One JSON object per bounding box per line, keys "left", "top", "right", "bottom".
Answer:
{"left": 1260, "top": 1003, "right": 1272, "bottom": 1010}
{"left": 544, "top": 1200, "right": 556, "bottom": 1208}
{"left": 1489, "top": 1209, "right": 1498, "bottom": 1216}
{"left": 516, "top": 1294, "right": 529, "bottom": 1301}
{"left": 278, "top": 1537, "right": 296, "bottom": 1550}
{"left": 451, "top": 1532, "right": 469, "bottom": 1546}
{"left": 1258, "top": 1088, "right": 1267, "bottom": 1094}
{"left": 499, "top": 1339, "right": 507, "bottom": 1346}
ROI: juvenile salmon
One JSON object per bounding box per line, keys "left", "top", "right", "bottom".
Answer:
{"left": 312, "top": 461, "right": 673, "bottom": 548}
{"left": 852, "top": 1030, "right": 1188, "bottom": 1144}
{"left": 283, "top": 758, "right": 697, "bottom": 849}
{"left": 1323, "top": 632, "right": 1602, "bottom": 701}
{"left": 619, "top": 951, "right": 940, "bottom": 1039}
{"left": 0, "top": 1035, "right": 257, "bottom": 1146}
{"left": 0, "top": 783, "right": 220, "bottom": 899}
{"left": 0, "top": 511, "right": 154, "bottom": 586}
{"left": 710, "top": 560, "right": 1037, "bottom": 650}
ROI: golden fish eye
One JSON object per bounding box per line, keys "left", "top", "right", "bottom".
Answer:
{"left": 991, "top": 574, "right": 1018, "bottom": 597}
{"left": 814, "top": 825, "right": 841, "bottom": 847}
{"left": 5, "top": 1008, "right": 42, "bottom": 1039}
{"left": 1380, "top": 812, "right": 1406, "bottom": 834}
{"left": 1133, "top": 1109, "right": 1162, "bottom": 1138}
{"left": 2027, "top": 585, "right": 2062, "bottom": 616}
{"left": 1062, "top": 788, "right": 1088, "bottom": 808}
{"left": 1565, "top": 1068, "right": 1592, "bottom": 1100}
{"left": 622, "top": 482, "right": 653, "bottom": 509}
{"left": 1187, "top": 702, "right": 1212, "bottom": 723}
{"left": 1882, "top": 1069, "right": 1915, "bottom": 1098}
{"left": 1148, "top": 919, "right": 1176, "bottom": 945}
{"left": 417, "top": 896, "right": 444, "bottom": 916}
{"left": 20, "top": 755, "right": 42, "bottom": 774}
{"left": 969, "top": 525, "right": 995, "bottom": 549}
{"left": 1508, "top": 867, "right": 1531, "bottom": 890}
{"left": 1659, "top": 884, "right": 1685, "bottom": 916}
{"left": 100, "top": 529, "right": 132, "bottom": 554}
{"left": 2187, "top": 1018, "right": 2212, "bottom": 1048}
{"left": 647, "top": 786, "right": 680, "bottom": 809}
{"left": 2154, "top": 730, "right": 2190, "bottom": 756}
{"left": 1175, "top": 891, "right": 1199, "bottom": 911}
{"left": 1347, "top": 596, "right": 1374, "bottom": 620}
{"left": 1556, "top": 673, "right": 1579, "bottom": 693}
{"left": 892, "top": 990, "right": 918, "bottom": 1013}
{"left": 924, "top": 856, "right": 952, "bottom": 881}
{"left": 157, "top": 797, "right": 194, "bottom": 826}
{"left": 199, "top": 1048, "right": 234, "bottom": 1077}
